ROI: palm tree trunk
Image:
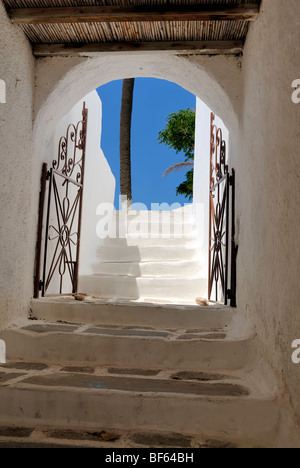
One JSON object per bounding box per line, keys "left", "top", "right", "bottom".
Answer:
{"left": 120, "top": 78, "right": 135, "bottom": 206}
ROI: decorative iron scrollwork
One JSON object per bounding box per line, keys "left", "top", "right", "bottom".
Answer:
{"left": 52, "top": 103, "right": 88, "bottom": 184}
{"left": 210, "top": 113, "right": 228, "bottom": 187}
{"left": 209, "top": 113, "right": 229, "bottom": 303}
{"left": 42, "top": 102, "right": 88, "bottom": 296}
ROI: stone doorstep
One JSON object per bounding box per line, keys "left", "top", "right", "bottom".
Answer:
{"left": 31, "top": 297, "right": 227, "bottom": 310}
{"left": 0, "top": 426, "right": 241, "bottom": 448}
{"left": 29, "top": 299, "right": 233, "bottom": 331}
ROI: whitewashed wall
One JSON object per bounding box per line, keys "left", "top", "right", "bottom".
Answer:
{"left": 0, "top": 2, "right": 35, "bottom": 330}
{"left": 236, "top": 0, "right": 300, "bottom": 423}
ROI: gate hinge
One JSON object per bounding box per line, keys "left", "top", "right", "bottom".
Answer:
{"left": 226, "top": 289, "right": 232, "bottom": 300}
{"left": 229, "top": 175, "right": 234, "bottom": 186}
{"left": 46, "top": 170, "right": 51, "bottom": 180}
{"left": 38, "top": 280, "right": 44, "bottom": 291}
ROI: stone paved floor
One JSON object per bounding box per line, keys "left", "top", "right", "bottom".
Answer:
{"left": 0, "top": 360, "right": 248, "bottom": 397}
{"left": 0, "top": 425, "right": 239, "bottom": 448}
{"left": 21, "top": 322, "right": 227, "bottom": 341}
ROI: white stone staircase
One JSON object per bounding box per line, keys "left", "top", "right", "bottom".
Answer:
{"left": 79, "top": 208, "right": 207, "bottom": 303}
{"left": 0, "top": 211, "right": 297, "bottom": 447}
{"left": 0, "top": 298, "right": 295, "bottom": 448}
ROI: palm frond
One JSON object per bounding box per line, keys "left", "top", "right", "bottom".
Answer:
{"left": 163, "top": 162, "right": 194, "bottom": 178}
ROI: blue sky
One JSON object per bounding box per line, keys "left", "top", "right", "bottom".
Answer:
{"left": 96, "top": 78, "right": 195, "bottom": 210}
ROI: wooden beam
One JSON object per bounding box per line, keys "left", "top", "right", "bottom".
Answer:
{"left": 10, "top": 4, "right": 259, "bottom": 25}
{"left": 33, "top": 41, "right": 244, "bottom": 57}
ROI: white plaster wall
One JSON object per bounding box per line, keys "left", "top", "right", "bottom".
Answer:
{"left": 79, "top": 92, "right": 116, "bottom": 276}
{"left": 0, "top": 3, "right": 35, "bottom": 330}
{"left": 34, "top": 55, "right": 242, "bottom": 129}
{"left": 236, "top": 0, "right": 300, "bottom": 422}
{"left": 193, "top": 98, "right": 211, "bottom": 268}
{"left": 49, "top": 91, "right": 115, "bottom": 285}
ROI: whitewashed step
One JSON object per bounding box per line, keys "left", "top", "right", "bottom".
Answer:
{"left": 101, "top": 235, "right": 197, "bottom": 248}
{"left": 92, "top": 260, "right": 203, "bottom": 278}
{"left": 114, "top": 208, "right": 194, "bottom": 223}
{"left": 0, "top": 321, "right": 253, "bottom": 371}
{"left": 107, "top": 212, "right": 196, "bottom": 236}
{"left": 97, "top": 245, "right": 199, "bottom": 263}
{"left": 30, "top": 299, "right": 234, "bottom": 330}
{"left": 0, "top": 362, "right": 280, "bottom": 447}
{"left": 79, "top": 275, "right": 207, "bottom": 301}
{"left": 114, "top": 223, "right": 196, "bottom": 237}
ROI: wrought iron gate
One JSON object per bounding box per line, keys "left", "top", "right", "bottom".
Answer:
{"left": 208, "top": 113, "right": 237, "bottom": 306}
{"left": 34, "top": 102, "right": 88, "bottom": 297}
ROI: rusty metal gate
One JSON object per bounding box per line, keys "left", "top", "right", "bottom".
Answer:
{"left": 208, "top": 113, "right": 237, "bottom": 306}
{"left": 34, "top": 102, "right": 88, "bottom": 298}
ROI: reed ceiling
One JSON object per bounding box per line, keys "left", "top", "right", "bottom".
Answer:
{"left": 2, "top": 1, "right": 261, "bottom": 56}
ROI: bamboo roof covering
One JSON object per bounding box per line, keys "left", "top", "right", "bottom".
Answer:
{"left": 3, "top": 0, "right": 262, "bottom": 56}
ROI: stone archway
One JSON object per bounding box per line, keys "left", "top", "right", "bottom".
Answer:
{"left": 33, "top": 52, "right": 241, "bottom": 302}
{"left": 33, "top": 53, "right": 241, "bottom": 164}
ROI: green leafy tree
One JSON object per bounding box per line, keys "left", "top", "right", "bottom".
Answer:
{"left": 158, "top": 108, "right": 195, "bottom": 200}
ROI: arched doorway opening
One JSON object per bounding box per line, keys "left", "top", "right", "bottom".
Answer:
{"left": 33, "top": 52, "right": 238, "bottom": 305}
